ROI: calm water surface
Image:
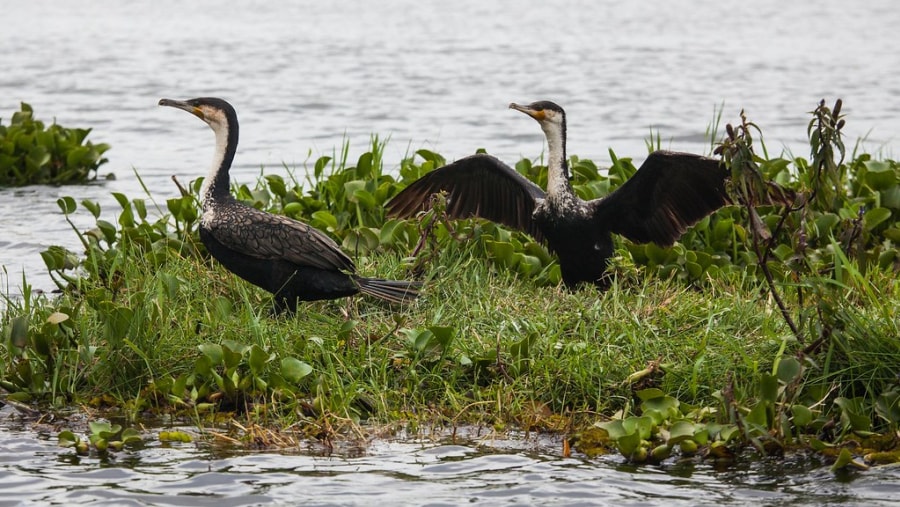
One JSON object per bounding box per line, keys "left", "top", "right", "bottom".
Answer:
{"left": 2, "top": 0, "right": 900, "bottom": 290}
{"left": 1, "top": 413, "right": 899, "bottom": 506}
{"left": 2, "top": 1, "right": 900, "bottom": 503}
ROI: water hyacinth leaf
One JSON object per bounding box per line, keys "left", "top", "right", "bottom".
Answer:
{"left": 635, "top": 388, "right": 667, "bottom": 401}
{"left": 356, "top": 152, "right": 373, "bottom": 177}
{"left": 875, "top": 390, "right": 900, "bottom": 426}
{"left": 718, "top": 424, "right": 741, "bottom": 443}
{"left": 352, "top": 188, "right": 377, "bottom": 209}
{"left": 515, "top": 253, "right": 543, "bottom": 276}
{"left": 379, "top": 219, "right": 407, "bottom": 246}
{"left": 112, "top": 192, "right": 129, "bottom": 209}
{"left": 249, "top": 188, "right": 270, "bottom": 207}
{"left": 641, "top": 394, "right": 679, "bottom": 421}
{"left": 759, "top": 373, "right": 778, "bottom": 404}
{"left": 412, "top": 329, "right": 436, "bottom": 354}
{"left": 863, "top": 207, "right": 892, "bottom": 230}
{"left": 172, "top": 374, "right": 188, "bottom": 397}
{"left": 509, "top": 331, "right": 535, "bottom": 360}
{"left": 685, "top": 261, "right": 703, "bottom": 278}
{"left": 773, "top": 243, "right": 795, "bottom": 261}
{"left": 198, "top": 343, "right": 224, "bottom": 366}
{"left": 776, "top": 356, "right": 802, "bottom": 384}
{"left": 834, "top": 397, "right": 872, "bottom": 434}
{"left": 9, "top": 315, "right": 28, "bottom": 348}
{"left": 595, "top": 419, "right": 628, "bottom": 440}
{"left": 283, "top": 202, "right": 303, "bottom": 217}
{"left": 31, "top": 330, "right": 52, "bottom": 357}
{"left": 667, "top": 421, "right": 696, "bottom": 445}
{"left": 863, "top": 160, "right": 897, "bottom": 190}
{"left": 280, "top": 357, "right": 313, "bottom": 383}
{"left": 343, "top": 180, "right": 366, "bottom": 200}
{"left": 57, "top": 196, "right": 77, "bottom": 214}
{"left": 58, "top": 431, "right": 80, "bottom": 447}
{"left": 248, "top": 344, "right": 270, "bottom": 376}
{"left": 486, "top": 240, "right": 515, "bottom": 264}
{"left": 82, "top": 199, "right": 101, "bottom": 218}
{"left": 311, "top": 210, "right": 339, "bottom": 232}
{"left": 342, "top": 228, "right": 379, "bottom": 253}
{"left": 222, "top": 344, "right": 244, "bottom": 370}
{"left": 791, "top": 404, "right": 813, "bottom": 428}
{"left": 415, "top": 148, "right": 445, "bottom": 167}
{"left": 99, "top": 302, "right": 133, "bottom": 345}
{"left": 831, "top": 447, "right": 869, "bottom": 472}
{"left": 881, "top": 186, "right": 900, "bottom": 209}
{"left": 133, "top": 198, "right": 147, "bottom": 219}
{"left": 428, "top": 326, "right": 456, "bottom": 352}
{"left": 745, "top": 402, "right": 769, "bottom": 430}
{"left": 96, "top": 220, "right": 118, "bottom": 244}
{"left": 616, "top": 429, "right": 643, "bottom": 458}
{"left": 265, "top": 174, "right": 286, "bottom": 197}
{"left": 88, "top": 420, "right": 114, "bottom": 437}
{"left": 623, "top": 415, "right": 655, "bottom": 441}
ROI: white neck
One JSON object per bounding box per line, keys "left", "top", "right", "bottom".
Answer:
{"left": 541, "top": 121, "right": 569, "bottom": 196}
{"left": 201, "top": 120, "right": 231, "bottom": 203}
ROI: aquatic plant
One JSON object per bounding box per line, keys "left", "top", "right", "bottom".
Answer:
{"left": 1, "top": 101, "right": 899, "bottom": 467}
{"left": 0, "top": 102, "right": 110, "bottom": 186}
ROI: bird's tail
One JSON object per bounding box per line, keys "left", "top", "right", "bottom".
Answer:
{"left": 354, "top": 276, "right": 423, "bottom": 304}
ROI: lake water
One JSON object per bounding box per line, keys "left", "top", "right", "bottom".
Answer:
{"left": 3, "top": 0, "right": 900, "bottom": 292}
{"left": 2, "top": 0, "right": 900, "bottom": 503}
{"left": 1, "top": 413, "right": 899, "bottom": 506}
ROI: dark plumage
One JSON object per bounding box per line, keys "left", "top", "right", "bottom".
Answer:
{"left": 387, "top": 101, "right": 730, "bottom": 288}
{"left": 159, "top": 97, "right": 420, "bottom": 312}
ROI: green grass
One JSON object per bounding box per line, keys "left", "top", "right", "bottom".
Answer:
{"left": 2, "top": 102, "right": 900, "bottom": 463}
{"left": 8, "top": 233, "right": 784, "bottom": 425}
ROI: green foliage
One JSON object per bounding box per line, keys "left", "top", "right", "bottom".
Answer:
{"left": 58, "top": 420, "right": 141, "bottom": 456}
{"left": 1, "top": 101, "right": 899, "bottom": 465}
{"left": 0, "top": 102, "right": 110, "bottom": 186}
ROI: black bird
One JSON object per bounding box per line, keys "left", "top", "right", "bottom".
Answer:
{"left": 387, "top": 101, "right": 729, "bottom": 288}
{"left": 159, "top": 97, "right": 421, "bottom": 312}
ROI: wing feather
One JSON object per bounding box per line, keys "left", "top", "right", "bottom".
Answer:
{"left": 205, "top": 201, "right": 355, "bottom": 272}
{"left": 387, "top": 153, "right": 547, "bottom": 241}
{"left": 591, "top": 151, "right": 729, "bottom": 245}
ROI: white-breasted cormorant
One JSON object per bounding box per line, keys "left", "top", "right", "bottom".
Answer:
{"left": 387, "top": 101, "right": 730, "bottom": 288}
{"left": 159, "top": 97, "right": 421, "bottom": 312}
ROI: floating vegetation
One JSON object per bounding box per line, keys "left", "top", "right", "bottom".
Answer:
{"left": 0, "top": 102, "right": 111, "bottom": 186}
{"left": 1, "top": 101, "right": 898, "bottom": 472}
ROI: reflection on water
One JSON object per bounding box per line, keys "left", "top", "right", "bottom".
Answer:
{"left": 2, "top": 0, "right": 900, "bottom": 290}
{"left": 1, "top": 413, "right": 898, "bottom": 506}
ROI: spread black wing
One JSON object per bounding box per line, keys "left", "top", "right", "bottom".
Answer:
{"left": 591, "top": 151, "right": 730, "bottom": 246}
{"left": 206, "top": 200, "right": 356, "bottom": 272}
{"left": 386, "top": 153, "right": 547, "bottom": 242}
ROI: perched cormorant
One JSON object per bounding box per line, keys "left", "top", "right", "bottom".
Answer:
{"left": 159, "top": 97, "right": 421, "bottom": 312}
{"left": 387, "top": 101, "right": 730, "bottom": 288}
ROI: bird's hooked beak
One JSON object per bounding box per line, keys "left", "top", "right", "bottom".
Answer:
{"left": 509, "top": 102, "right": 546, "bottom": 121}
{"left": 159, "top": 98, "right": 205, "bottom": 120}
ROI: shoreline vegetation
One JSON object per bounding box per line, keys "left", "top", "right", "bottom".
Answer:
{"left": 1, "top": 100, "right": 899, "bottom": 470}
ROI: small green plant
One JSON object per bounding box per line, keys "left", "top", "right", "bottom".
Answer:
{"left": 0, "top": 102, "right": 110, "bottom": 186}
{"left": 58, "top": 420, "right": 141, "bottom": 456}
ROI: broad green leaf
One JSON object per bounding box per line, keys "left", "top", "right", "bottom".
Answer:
{"left": 863, "top": 207, "right": 892, "bottom": 230}
{"left": 248, "top": 345, "right": 270, "bottom": 376}
{"left": 280, "top": 357, "right": 313, "bottom": 383}
{"left": 667, "top": 421, "right": 696, "bottom": 445}
{"left": 56, "top": 196, "right": 77, "bottom": 214}
{"left": 198, "top": 343, "right": 224, "bottom": 365}
{"left": 776, "top": 357, "right": 802, "bottom": 384}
